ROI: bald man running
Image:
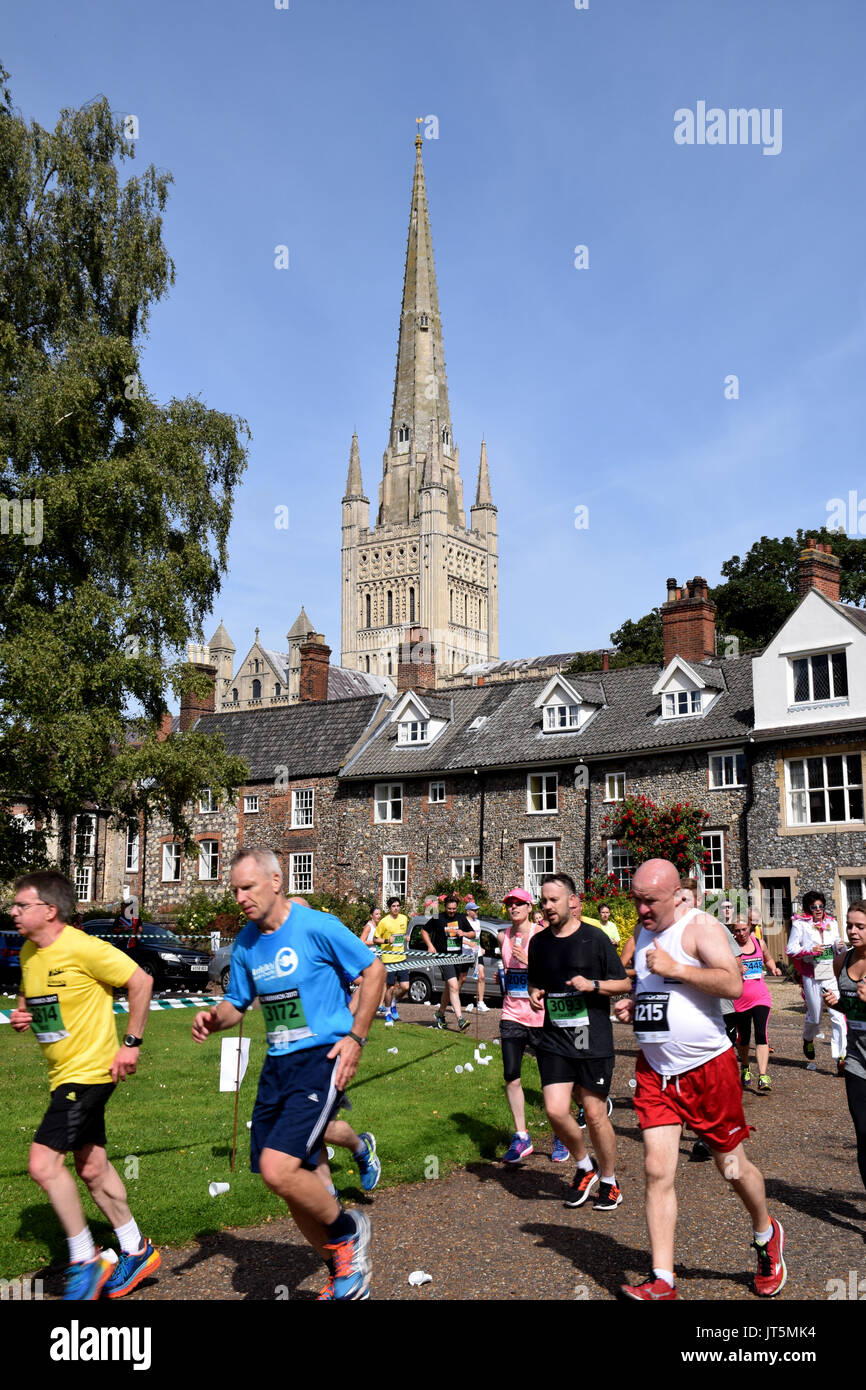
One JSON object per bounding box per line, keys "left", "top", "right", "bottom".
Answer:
{"left": 615, "top": 859, "right": 786, "bottom": 1301}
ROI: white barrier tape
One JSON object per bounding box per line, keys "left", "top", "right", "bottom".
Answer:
{"left": 0, "top": 995, "right": 222, "bottom": 1024}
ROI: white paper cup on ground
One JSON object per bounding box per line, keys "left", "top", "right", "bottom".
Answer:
{"left": 326, "top": 1146, "right": 335, "bottom": 1160}
{"left": 209, "top": 1181, "right": 230, "bottom": 1197}
{"left": 454, "top": 1064, "right": 463, "bottom": 1074}
{"left": 464, "top": 1062, "right": 474, "bottom": 1072}
{"left": 408, "top": 1270, "right": 432, "bottom": 1287}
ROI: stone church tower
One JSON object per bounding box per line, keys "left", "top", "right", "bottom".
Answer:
{"left": 341, "top": 130, "right": 499, "bottom": 682}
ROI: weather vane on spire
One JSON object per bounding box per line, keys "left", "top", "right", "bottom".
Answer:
{"left": 415, "top": 116, "right": 423, "bottom": 149}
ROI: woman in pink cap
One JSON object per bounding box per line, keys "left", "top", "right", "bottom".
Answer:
{"left": 498, "top": 888, "right": 560, "bottom": 1161}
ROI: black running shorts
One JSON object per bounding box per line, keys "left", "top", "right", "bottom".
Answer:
{"left": 34, "top": 1082, "right": 116, "bottom": 1152}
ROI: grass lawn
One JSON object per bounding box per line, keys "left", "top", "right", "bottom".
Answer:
{"left": 0, "top": 999, "right": 549, "bottom": 1280}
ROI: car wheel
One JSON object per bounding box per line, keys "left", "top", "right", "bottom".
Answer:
{"left": 220, "top": 966, "right": 231, "bottom": 994}
{"left": 408, "top": 974, "right": 431, "bottom": 1004}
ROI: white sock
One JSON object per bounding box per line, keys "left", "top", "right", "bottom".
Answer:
{"left": 68, "top": 1227, "right": 96, "bottom": 1264}
{"left": 517, "top": 1131, "right": 530, "bottom": 1139}
{"left": 601, "top": 1174, "right": 616, "bottom": 1186}
{"left": 577, "top": 1155, "right": 594, "bottom": 1173}
{"left": 653, "top": 1268, "right": 675, "bottom": 1288}
{"left": 753, "top": 1224, "right": 773, "bottom": 1245}
{"left": 114, "top": 1217, "right": 143, "bottom": 1255}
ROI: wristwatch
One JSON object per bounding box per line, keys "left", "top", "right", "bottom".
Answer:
{"left": 123, "top": 1034, "right": 143, "bottom": 1048}
{"left": 348, "top": 1031, "right": 367, "bottom": 1048}
{"left": 593, "top": 980, "right": 600, "bottom": 993}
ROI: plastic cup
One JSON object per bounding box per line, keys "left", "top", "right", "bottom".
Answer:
{"left": 208, "top": 1181, "right": 230, "bottom": 1197}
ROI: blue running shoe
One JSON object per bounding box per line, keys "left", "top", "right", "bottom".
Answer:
{"left": 502, "top": 1133, "right": 534, "bottom": 1163}
{"left": 63, "top": 1253, "right": 112, "bottom": 1301}
{"left": 551, "top": 1137, "right": 570, "bottom": 1163}
{"left": 390, "top": 1005, "right": 400, "bottom": 1021}
{"left": 103, "top": 1240, "right": 161, "bottom": 1299}
{"left": 325, "top": 1210, "right": 372, "bottom": 1300}
{"left": 356, "top": 1132, "right": 381, "bottom": 1192}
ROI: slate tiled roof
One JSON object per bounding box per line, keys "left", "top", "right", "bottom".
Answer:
{"left": 327, "top": 667, "right": 396, "bottom": 700}
{"left": 194, "top": 696, "right": 385, "bottom": 781}
{"left": 837, "top": 602, "right": 866, "bottom": 635}
{"left": 340, "top": 656, "right": 756, "bottom": 778}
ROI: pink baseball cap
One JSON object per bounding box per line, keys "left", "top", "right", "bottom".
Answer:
{"left": 503, "top": 887, "right": 533, "bottom": 905}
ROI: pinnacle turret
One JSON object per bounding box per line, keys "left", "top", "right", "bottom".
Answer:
{"left": 344, "top": 433, "right": 366, "bottom": 500}
{"left": 474, "top": 439, "right": 494, "bottom": 507}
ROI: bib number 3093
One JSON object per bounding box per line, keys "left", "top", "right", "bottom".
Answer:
{"left": 634, "top": 991, "right": 670, "bottom": 1043}
{"left": 261, "top": 988, "right": 312, "bottom": 1046}
{"left": 546, "top": 991, "right": 589, "bottom": 1052}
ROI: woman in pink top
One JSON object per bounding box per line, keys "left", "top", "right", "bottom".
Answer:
{"left": 499, "top": 888, "right": 550, "bottom": 1163}
{"left": 732, "top": 918, "right": 782, "bottom": 1093}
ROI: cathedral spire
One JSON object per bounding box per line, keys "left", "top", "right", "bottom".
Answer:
{"left": 387, "top": 128, "right": 453, "bottom": 471}
{"left": 344, "top": 432, "right": 366, "bottom": 499}
{"left": 474, "top": 439, "right": 493, "bottom": 506}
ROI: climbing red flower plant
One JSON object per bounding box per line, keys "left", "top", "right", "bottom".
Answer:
{"left": 601, "top": 794, "right": 711, "bottom": 877}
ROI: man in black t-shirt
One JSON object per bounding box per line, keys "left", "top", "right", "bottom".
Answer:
{"left": 421, "top": 894, "right": 475, "bottom": 1033}
{"left": 528, "top": 873, "right": 630, "bottom": 1212}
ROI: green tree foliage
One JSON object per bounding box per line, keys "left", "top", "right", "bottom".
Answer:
{"left": 0, "top": 69, "right": 250, "bottom": 874}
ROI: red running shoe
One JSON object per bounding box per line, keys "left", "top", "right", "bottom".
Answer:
{"left": 753, "top": 1218, "right": 786, "bottom": 1296}
{"left": 619, "top": 1275, "right": 678, "bottom": 1300}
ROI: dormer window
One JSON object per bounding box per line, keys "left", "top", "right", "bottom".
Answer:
{"left": 665, "top": 690, "right": 702, "bottom": 717}
{"left": 418, "top": 314, "right": 429, "bottom": 330}
{"left": 397, "top": 424, "right": 410, "bottom": 444}
{"left": 398, "top": 719, "right": 429, "bottom": 745}
{"left": 544, "top": 703, "right": 580, "bottom": 731}
{"left": 791, "top": 651, "right": 848, "bottom": 704}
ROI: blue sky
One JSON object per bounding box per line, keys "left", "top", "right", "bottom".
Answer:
{"left": 6, "top": 0, "right": 866, "bottom": 678}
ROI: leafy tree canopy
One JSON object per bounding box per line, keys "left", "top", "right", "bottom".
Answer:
{"left": 0, "top": 68, "right": 250, "bottom": 876}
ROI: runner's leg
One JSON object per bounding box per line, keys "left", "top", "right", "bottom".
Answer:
{"left": 580, "top": 1089, "right": 616, "bottom": 1178}
{"left": 29, "top": 1142, "right": 89, "bottom": 1237}
{"left": 74, "top": 1143, "right": 133, "bottom": 1228}
{"left": 643, "top": 1124, "right": 681, "bottom": 1274}
{"left": 259, "top": 1147, "right": 343, "bottom": 1258}
{"left": 709, "top": 1142, "right": 770, "bottom": 1231}
{"left": 543, "top": 1082, "right": 588, "bottom": 1162}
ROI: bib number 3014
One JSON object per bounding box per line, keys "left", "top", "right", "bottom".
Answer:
{"left": 634, "top": 991, "right": 670, "bottom": 1043}
{"left": 261, "top": 988, "right": 312, "bottom": 1046}
{"left": 26, "top": 994, "right": 69, "bottom": 1044}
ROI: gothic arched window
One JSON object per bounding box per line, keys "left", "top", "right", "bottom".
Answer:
{"left": 252, "top": 679, "right": 261, "bottom": 700}
{"left": 365, "top": 593, "right": 371, "bottom": 627}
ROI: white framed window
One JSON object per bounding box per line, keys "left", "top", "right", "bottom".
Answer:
{"left": 840, "top": 877, "right": 866, "bottom": 917}
{"left": 398, "top": 719, "right": 429, "bottom": 745}
{"left": 786, "top": 754, "right": 864, "bottom": 826}
{"left": 544, "top": 702, "right": 579, "bottom": 731}
{"left": 374, "top": 782, "right": 403, "bottom": 823}
{"left": 429, "top": 780, "right": 446, "bottom": 803}
{"left": 198, "top": 789, "right": 219, "bottom": 814}
{"left": 290, "top": 853, "right": 314, "bottom": 894}
{"left": 524, "top": 842, "right": 556, "bottom": 899}
{"left": 74, "top": 813, "right": 95, "bottom": 858}
{"left": 383, "top": 855, "right": 408, "bottom": 903}
{"left": 198, "top": 839, "right": 220, "bottom": 881}
{"left": 162, "top": 843, "right": 182, "bottom": 882}
{"left": 527, "top": 772, "right": 558, "bottom": 813}
{"left": 607, "top": 840, "right": 634, "bottom": 890}
{"left": 664, "top": 689, "right": 702, "bottom": 718}
{"left": 74, "top": 865, "right": 93, "bottom": 902}
{"left": 708, "top": 752, "right": 747, "bottom": 789}
{"left": 244, "top": 795, "right": 260, "bottom": 814}
{"left": 699, "top": 831, "right": 725, "bottom": 893}
{"left": 604, "top": 772, "right": 625, "bottom": 803}
{"left": 791, "top": 651, "right": 848, "bottom": 705}
{"left": 292, "top": 787, "right": 315, "bottom": 828}
{"left": 125, "top": 823, "right": 140, "bottom": 873}
{"left": 452, "top": 857, "right": 480, "bottom": 879}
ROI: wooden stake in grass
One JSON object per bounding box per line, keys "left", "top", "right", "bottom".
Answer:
{"left": 230, "top": 1015, "right": 244, "bottom": 1174}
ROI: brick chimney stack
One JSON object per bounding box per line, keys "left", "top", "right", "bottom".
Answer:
{"left": 398, "top": 626, "right": 437, "bottom": 693}
{"left": 299, "top": 633, "right": 331, "bottom": 703}
{"left": 798, "top": 537, "right": 841, "bottom": 602}
{"left": 180, "top": 663, "right": 216, "bottom": 732}
{"left": 661, "top": 576, "right": 717, "bottom": 666}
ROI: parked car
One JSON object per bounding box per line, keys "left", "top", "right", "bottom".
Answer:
{"left": 208, "top": 942, "right": 233, "bottom": 994}
{"left": 404, "top": 915, "right": 505, "bottom": 1005}
{"left": 0, "top": 929, "right": 21, "bottom": 992}
{"left": 82, "top": 918, "right": 212, "bottom": 995}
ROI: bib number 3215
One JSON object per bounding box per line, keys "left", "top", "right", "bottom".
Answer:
{"left": 634, "top": 992, "right": 670, "bottom": 1043}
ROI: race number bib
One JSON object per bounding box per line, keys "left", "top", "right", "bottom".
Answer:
{"left": 546, "top": 991, "right": 589, "bottom": 1052}
{"left": 818, "top": 945, "right": 835, "bottom": 962}
{"left": 26, "top": 994, "right": 69, "bottom": 1044}
{"left": 446, "top": 928, "right": 461, "bottom": 953}
{"left": 837, "top": 989, "right": 866, "bottom": 1029}
{"left": 390, "top": 935, "right": 405, "bottom": 954}
{"left": 634, "top": 992, "right": 671, "bottom": 1044}
{"left": 260, "top": 988, "right": 313, "bottom": 1046}
{"left": 504, "top": 968, "right": 529, "bottom": 998}
{"left": 743, "top": 957, "right": 764, "bottom": 980}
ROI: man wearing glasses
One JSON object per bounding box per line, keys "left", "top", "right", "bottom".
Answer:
{"left": 9, "top": 871, "right": 159, "bottom": 1300}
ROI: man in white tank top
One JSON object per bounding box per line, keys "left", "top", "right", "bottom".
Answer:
{"left": 614, "top": 859, "right": 787, "bottom": 1301}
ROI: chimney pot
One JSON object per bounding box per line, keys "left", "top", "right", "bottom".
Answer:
{"left": 797, "top": 539, "right": 840, "bottom": 602}
{"left": 661, "top": 576, "right": 717, "bottom": 666}
{"left": 299, "top": 634, "right": 331, "bottom": 702}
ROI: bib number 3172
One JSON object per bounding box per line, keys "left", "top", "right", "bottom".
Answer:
{"left": 261, "top": 988, "right": 312, "bottom": 1046}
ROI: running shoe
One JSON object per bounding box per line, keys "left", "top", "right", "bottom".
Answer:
{"left": 390, "top": 1006, "right": 400, "bottom": 1021}
{"left": 564, "top": 1161, "right": 599, "bottom": 1208}
{"left": 576, "top": 1105, "right": 587, "bottom": 1129}
{"left": 757, "top": 1074, "right": 772, "bottom": 1093}
{"left": 619, "top": 1274, "right": 677, "bottom": 1301}
{"left": 434, "top": 1013, "right": 447, "bottom": 1030}
{"left": 551, "top": 1138, "right": 570, "bottom": 1163}
{"left": 465, "top": 1003, "right": 475, "bottom": 1012}
{"left": 502, "top": 1133, "right": 534, "bottom": 1164}
{"left": 837, "top": 1056, "right": 846, "bottom": 1076}
{"left": 593, "top": 1181, "right": 623, "bottom": 1211}
{"left": 476, "top": 1001, "right": 490, "bottom": 1013}
{"left": 753, "top": 1218, "right": 786, "bottom": 1297}
{"left": 317, "top": 1274, "right": 335, "bottom": 1300}
{"left": 457, "top": 1016, "right": 471, "bottom": 1033}
{"left": 376, "top": 1006, "right": 388, "bottom": 1017}
{"left": 356, "top": 1132, "right": 381, "bottom": 1192}
{"left": 103, "top": 1241, "right": 161, "bottom": 1299}
{"left": 691, "top": 1139, "right": 712, "bottom": 1161}
{"left": 803, "top": 1039, "right": 816, "bottom": 1061}
{"left": 63, "top": 1252, "right": 112, "bottom": 1301}
{"left": 384, "top": 1015, "right": 394, "bottom": 1027}
{"left": 325, "top": 1210, "right": 372, "bottom": 1301}
{"left": 741, "top": 1066, "right": 752, "bottom": 1088}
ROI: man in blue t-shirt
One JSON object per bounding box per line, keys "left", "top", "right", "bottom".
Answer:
{"left": 192, "top": 849, "right": 384, "bottom": 1300}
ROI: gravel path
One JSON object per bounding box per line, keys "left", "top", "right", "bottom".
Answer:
{"left": 33, "top": 982, "right": 866, "bottom": 1301}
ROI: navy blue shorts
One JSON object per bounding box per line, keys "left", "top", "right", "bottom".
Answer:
{"left": 250, "top": 1045, "right": 345, "bottom": 1173}
{"left": 386, "top": 967, "right": 409, "bottom": 984}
